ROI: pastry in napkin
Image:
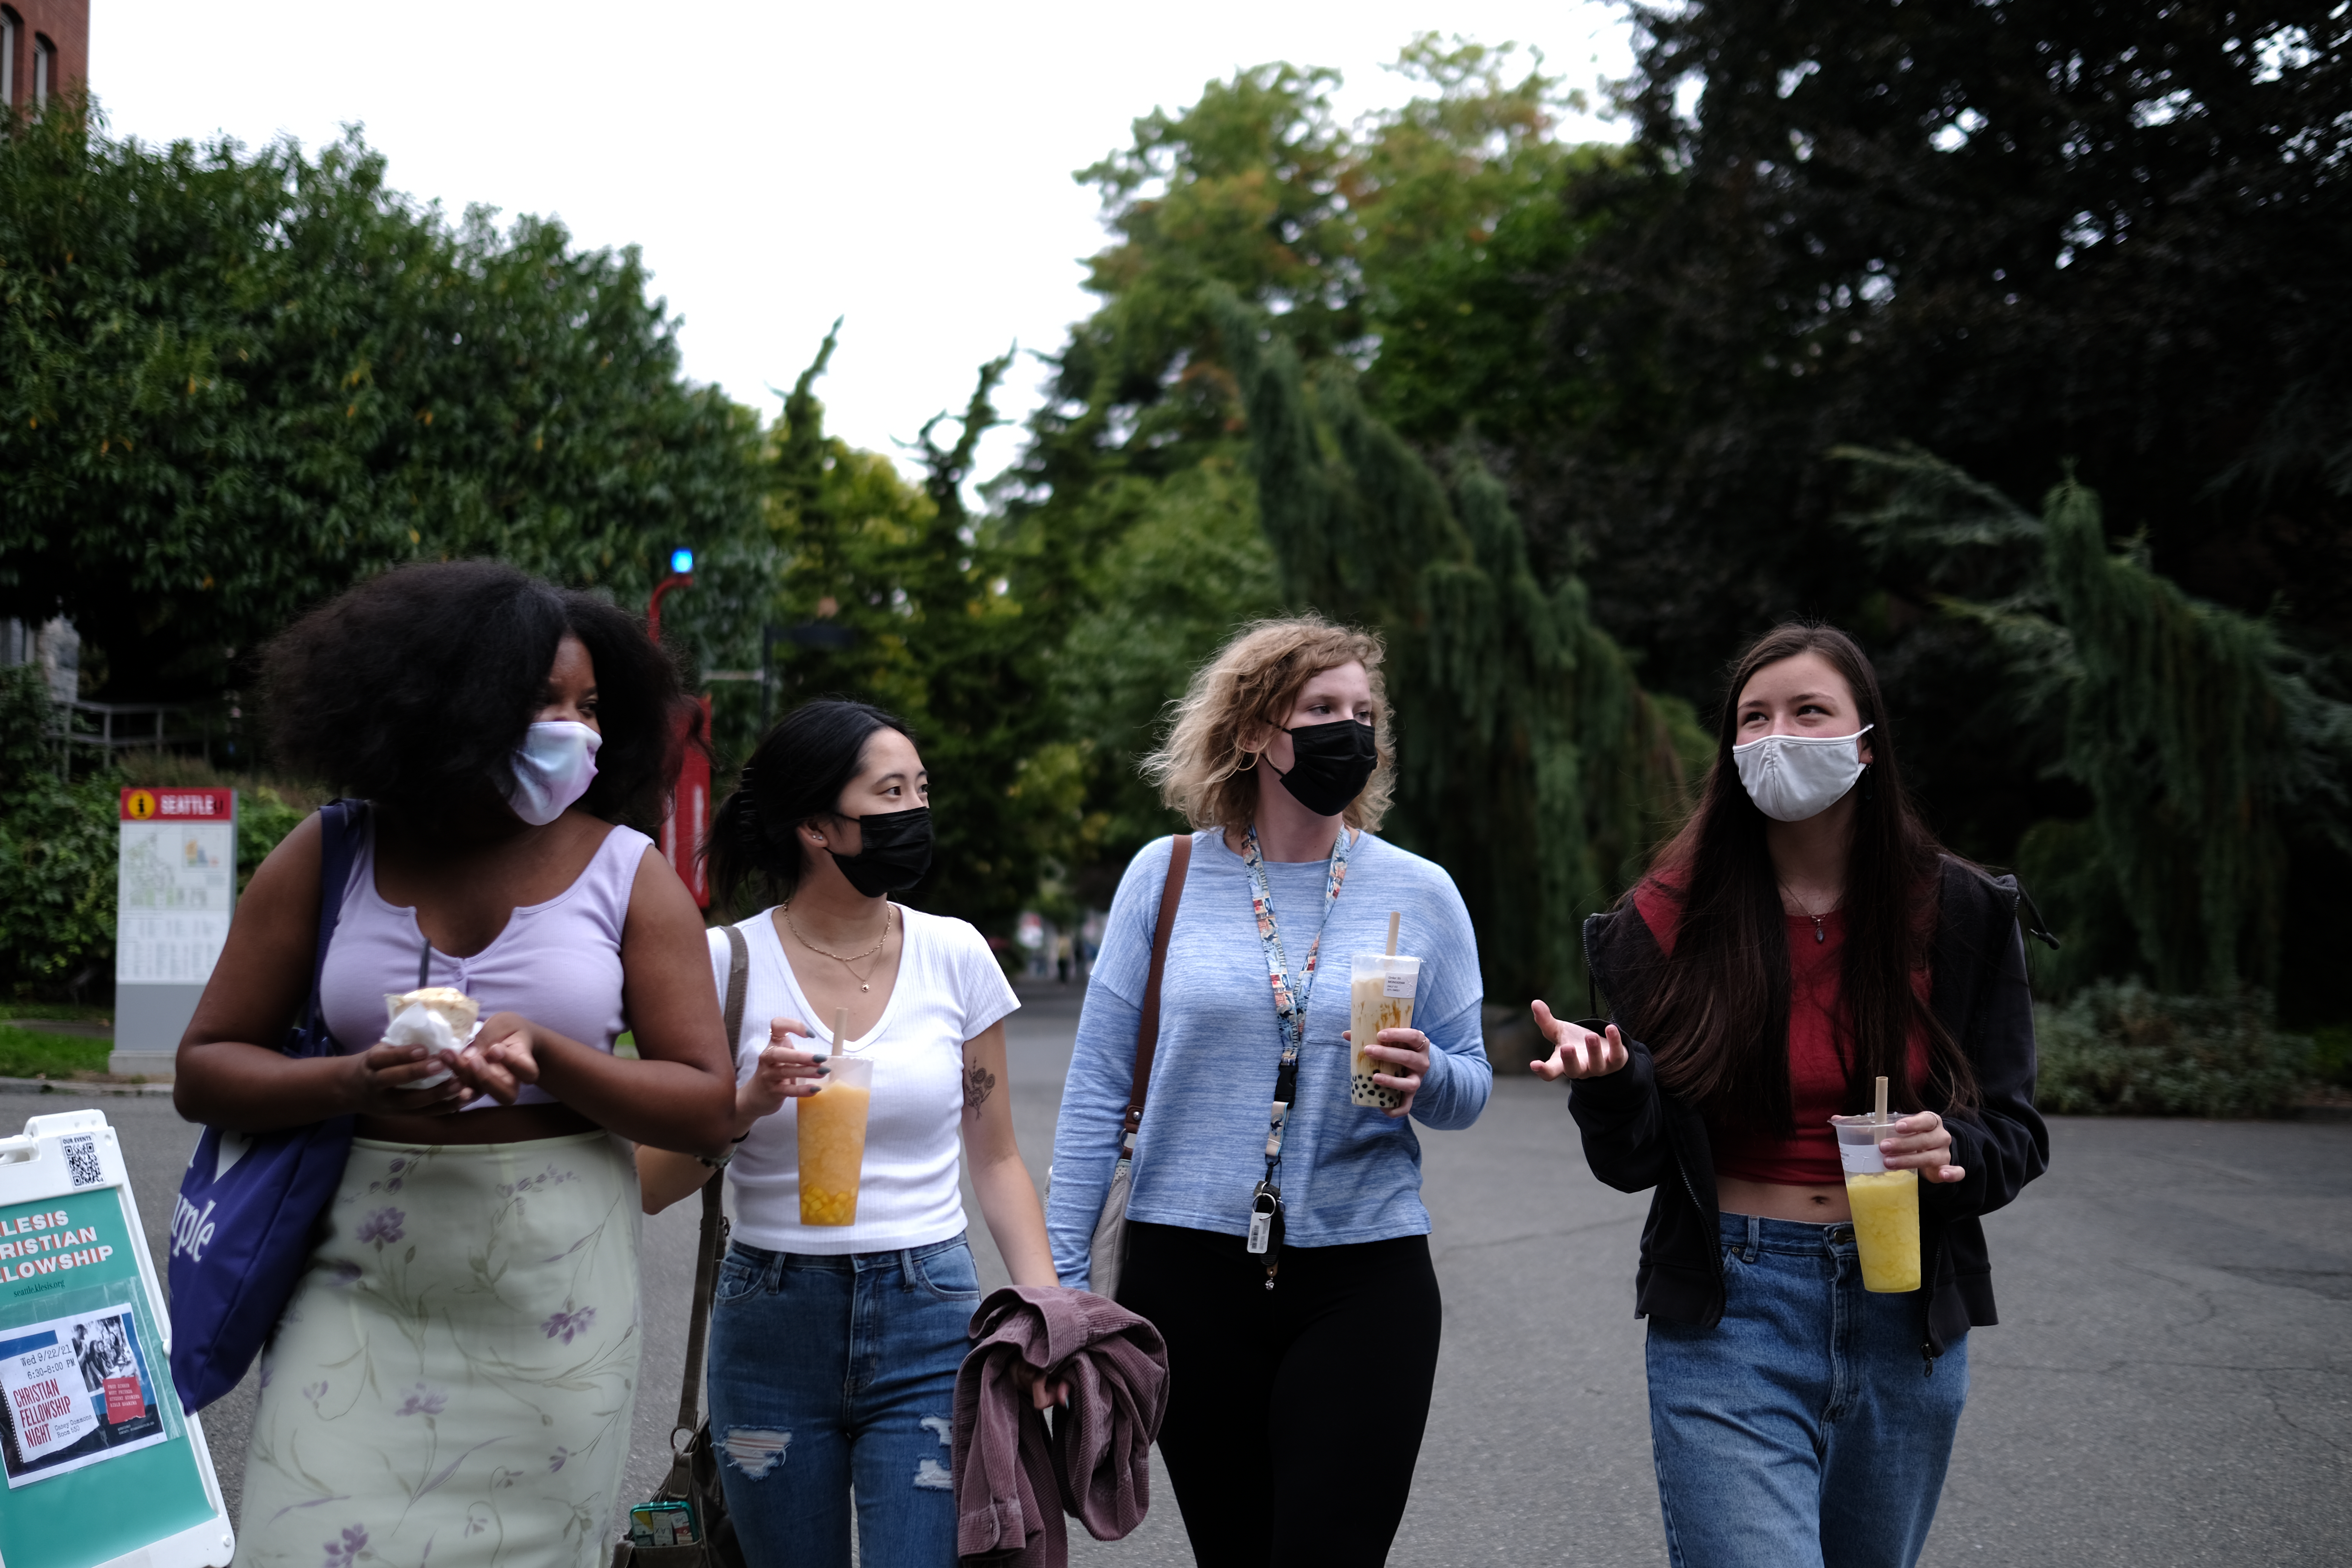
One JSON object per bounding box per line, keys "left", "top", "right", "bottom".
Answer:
{"left": 383, "top": 986, "right": 482, "bottom": 1088}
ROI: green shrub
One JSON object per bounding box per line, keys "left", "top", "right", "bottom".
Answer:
{"left": 0, "top": 668, "right": 120, "bottom": 995}
{"left": 2312, "top": 1026, "right": 2352, "bottom": 1090}
{"left": 2035, "top": 980, "right": 2314, "bottom": 1117}
{"left": 237, "top": 788, "right": 307, "bottom": 893}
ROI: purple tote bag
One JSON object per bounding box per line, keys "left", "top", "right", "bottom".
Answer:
{"left": 168, "top": 800, "right": 364, "bottom": 1413}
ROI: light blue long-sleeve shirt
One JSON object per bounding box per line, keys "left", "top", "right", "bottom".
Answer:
{"left": 1047, "top": 830, "right": 1490, "bottom": 1287}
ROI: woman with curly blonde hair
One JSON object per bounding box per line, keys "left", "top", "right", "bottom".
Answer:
{"left": 1047, "top": 614, "right": 1490, "bottom": 1565}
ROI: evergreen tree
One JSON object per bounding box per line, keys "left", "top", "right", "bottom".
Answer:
{"left": 755, "top": 333, "right": 1078, "bottom": 943}
{"left": 1214, "top": 293, "right": 1692, "bottom": 1000}
{"left": 1839, "top": 447, "right": 2352, "bottom": 1010}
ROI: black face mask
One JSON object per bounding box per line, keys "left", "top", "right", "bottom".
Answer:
{"left": 830, "top": 806, "right": 934, "bottom": 896}
{"left": 1273, "top": 719, "right": 1378, "bottom": 818}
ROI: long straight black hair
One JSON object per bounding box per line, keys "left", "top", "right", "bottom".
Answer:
{"left": 704, "top": 698, "right": 914, "bottom": 913}
{"left": 1625, "top": 623, "right": 1979, "bottom": 1130}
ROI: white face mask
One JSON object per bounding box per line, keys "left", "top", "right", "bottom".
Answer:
{"left": 1732, "top": 724, "right": 1873, "bottom": 822}
{"left": 503, "top": 721, "right": 602, "bottom": 826}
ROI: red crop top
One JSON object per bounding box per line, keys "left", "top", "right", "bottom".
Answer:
{"left": 1632, "top": 881, "right": 1930, "bottom": 1187}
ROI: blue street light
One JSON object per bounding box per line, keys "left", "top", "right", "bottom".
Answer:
{"left": 669, "top": 548, "right": 695, "bottom": 575}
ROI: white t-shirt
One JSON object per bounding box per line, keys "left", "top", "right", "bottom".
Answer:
{"left": 706, "top": 905, "right": 1020, "bottom": 1255}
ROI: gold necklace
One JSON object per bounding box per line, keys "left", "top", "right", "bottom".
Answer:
{"left": 784, "top": 901, "right": 894, "bottom": 991}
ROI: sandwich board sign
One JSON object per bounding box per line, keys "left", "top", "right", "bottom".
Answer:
{"left": 112, "top": 790, "right": 236, "bottom": 1079}
{"left": 0, "top": 1110, "right": 233, "bottom": 1568}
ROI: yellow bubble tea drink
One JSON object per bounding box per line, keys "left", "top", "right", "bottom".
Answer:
{"left": 1831, "top": 1113, "right": 1921, "bottom": 1293}
{"left": 1349, "top": 953, "right": 1421, "bottom": 1110}
{"left": 798, "top": 1055, "right": 873, "bottom": 1227}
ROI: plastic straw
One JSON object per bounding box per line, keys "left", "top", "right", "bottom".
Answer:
{"left": 1873, "top": 1074, "right": 1889, "bottom": 1128}
{"left": 1386, "top": 911, "right": 1401, "bottom": 956}
{"left": 833, "top": 1006, "right": 851, "bottom": 1056}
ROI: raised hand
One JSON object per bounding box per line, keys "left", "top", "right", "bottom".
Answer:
{"left": 738, "top": 1017, "right": 827, "bottom": 1134}
{"left": 1528, "top": 1001, "right": 1629, "bottom": 1081}
{"left": 1345, "top": 1026, "right": 1433, "bottom": 1119}
{"left": 1876, "top": 1110, "right": 1967, "bottom": 1185}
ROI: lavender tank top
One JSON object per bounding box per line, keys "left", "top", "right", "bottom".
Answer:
{"left": 317, "top": 816, "right": 651, "bottom": 1110}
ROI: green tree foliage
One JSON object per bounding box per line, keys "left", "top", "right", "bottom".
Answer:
{"left": 1497, "top": 1, "right": 2352, "bottom": 880}
{"left": 1838, "top": 447, "right": 2352, "bottom": 1014}
{"left": 753, "top": 330, "right": 1073, "bottom": 943}
{"left": 1054, "top": 456, "right": 1282, "bottom": 860}
{"left": 1012, "top": 41, "right": 1611, "bottom": 894}
{"left": 0, "top": 103, "right": 765, "bottom": 700}
{"left": 1216, "top": 295, "right": 1688, "bottom": 999}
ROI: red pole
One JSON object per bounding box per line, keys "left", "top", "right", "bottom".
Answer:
{"left": 648, "top": 572, "right": 691, "bottom": 644}
{"left": 646, "top": 570, "right": 709, "bottom": 908}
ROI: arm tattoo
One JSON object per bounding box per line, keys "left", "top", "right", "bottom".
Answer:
{"left": 964, "top": 1063, "right": 997, "bottom": 1113}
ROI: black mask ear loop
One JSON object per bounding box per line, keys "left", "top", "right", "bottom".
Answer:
{"left": 418, "top": 933, "right": 432, "bottom": 992}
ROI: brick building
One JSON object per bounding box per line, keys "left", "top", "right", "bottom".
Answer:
{"left": 0, "top": 0, "right": 85, "bottom": 112}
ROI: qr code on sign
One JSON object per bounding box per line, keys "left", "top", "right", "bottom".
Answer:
{"left": 62, "top": 1133, "right": 103, "bottom": 1188}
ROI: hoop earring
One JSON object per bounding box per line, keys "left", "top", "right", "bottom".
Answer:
{"left": 1236, "top": 750, "right": 1259, "bottom": 773}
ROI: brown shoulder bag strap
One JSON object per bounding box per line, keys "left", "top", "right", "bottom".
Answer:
{"left": 1119, "top": 832, "right": 1192, "bottom": 1153}
{"left": 668, "top": 925, "right": 749, "bottom": 1457}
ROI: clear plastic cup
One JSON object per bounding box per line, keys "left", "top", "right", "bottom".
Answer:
{"left": 798, "top": 1055, "right": 872, "bottom": 1227}
{"left": 1831, "top": 1115, "right": 1921, "bottom": 1292}
{"left": 1349, "top": 954, "right": 1421, "bottom": 1109}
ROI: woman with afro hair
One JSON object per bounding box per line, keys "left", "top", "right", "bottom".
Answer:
{"left": 176, "top": 560, "right": 737, "bottom": 1568}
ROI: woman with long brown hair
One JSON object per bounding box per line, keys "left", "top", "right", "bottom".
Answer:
{"left": 1531, "top": 623, "right": 2048, "bottom": 1568}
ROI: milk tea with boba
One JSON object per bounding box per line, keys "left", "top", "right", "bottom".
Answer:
{"left": 798, "top": 1054, "right": 873, "bottom": 1227}
{"left": 1349, "top": 953, "right": 1421, "bottom": 1109}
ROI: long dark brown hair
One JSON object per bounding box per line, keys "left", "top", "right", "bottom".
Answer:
{"left": 1624, "top": 623, "right": 1978, "bottom": 1130}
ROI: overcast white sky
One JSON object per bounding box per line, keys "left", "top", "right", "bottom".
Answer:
{"left": 92, "top": 2, "right": 1632, "bottom": 486}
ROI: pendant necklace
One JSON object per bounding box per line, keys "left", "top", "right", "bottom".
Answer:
{"left": 785, "top": 901, "right": 894, "bottom": 991}
{"left": 1781, "top": 883, "right": 1836, "bottom": 944}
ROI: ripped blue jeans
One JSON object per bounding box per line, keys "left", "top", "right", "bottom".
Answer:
{"left": 706, "top": 1234, "right": 979, "bottom": 1568}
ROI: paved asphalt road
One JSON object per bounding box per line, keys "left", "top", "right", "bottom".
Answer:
{"left": 10, "top": 981, "right": 2346, "bottom": 1565}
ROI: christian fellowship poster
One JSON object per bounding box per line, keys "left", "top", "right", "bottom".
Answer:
{"left": 0, "top": 1307, "right": 167, "bottom": 1487}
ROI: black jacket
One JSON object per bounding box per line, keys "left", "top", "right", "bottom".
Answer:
{"left": 1568, "top": 856, "right": 2051, "bottom": 1358}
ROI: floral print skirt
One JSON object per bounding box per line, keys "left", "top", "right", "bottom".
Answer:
{"left": 234, "top": 1133, "right": 643, "bottom": 1568}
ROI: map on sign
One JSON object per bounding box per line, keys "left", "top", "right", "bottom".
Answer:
{"left": 116, "top": 790, "right": 236, "bottom": 988}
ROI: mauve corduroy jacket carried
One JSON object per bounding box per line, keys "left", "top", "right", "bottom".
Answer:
{"left": 1569, "top": 856, "right": 2052, "bottom": 1360}
{"left": 952, "top": 1285, "right": 1169, "bottom": 1567}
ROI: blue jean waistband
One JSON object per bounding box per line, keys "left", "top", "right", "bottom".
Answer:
{"left": 727, "top": 1231, "right": 969, "bottom": 1272}
{"left": 1717, "top": 1210, "right": 1856, "bottom": 1256}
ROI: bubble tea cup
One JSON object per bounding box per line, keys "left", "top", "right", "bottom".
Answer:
{"left": 1831, "top": 1113, "right": 1921, "bottom": 1292}
{"left": 798, "top": 1043, "right": 873, "bottom": 1228}
{"left": 1349, "top": 953, "right": 1421, "bottom": 1109}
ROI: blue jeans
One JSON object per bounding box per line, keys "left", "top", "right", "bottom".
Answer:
{"left": 1644, "top": 1213, "right": 1970, "bottom": 1568}
{"left": 706, "top": 1234, "right": 980, "bottom": 1568}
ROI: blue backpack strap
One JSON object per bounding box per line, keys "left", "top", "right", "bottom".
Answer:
{"left": 297, "top": 799, "right": 367, "bottom": 1050}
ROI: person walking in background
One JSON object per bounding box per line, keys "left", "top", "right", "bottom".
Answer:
{"left": 1047, "top": 615, "right": 1491, "bottom": 1566}
{"left": 637, "top": 699, "right": 1063, "bottom": 1568}
{"left": 1531, "top": 622, "right": 2048, "bottom": 1568}
{"left": 176, "top": 562, "right": 737, "bottom": 1568}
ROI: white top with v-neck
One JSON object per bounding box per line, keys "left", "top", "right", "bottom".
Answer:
{"left": 707, "top": 904, "right": 1020, "bottom": 1254}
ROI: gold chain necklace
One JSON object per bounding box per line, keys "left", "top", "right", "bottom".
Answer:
{"left": 784, "top": 901, "right": 894, "bottom": 991}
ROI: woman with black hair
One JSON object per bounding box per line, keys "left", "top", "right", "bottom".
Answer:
{"left": 1531, "top": 623, "right": 2049, "bottom": 1568}
{"left": 176, "top": 561, "right": 736, "bottom": 1568}
{"left": 637, "top": 699, "right": 1059, "bottom": 1568}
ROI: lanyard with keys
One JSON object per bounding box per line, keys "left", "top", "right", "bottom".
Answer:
{"left": 1240, "top": 822, "right": 1353, "bottom": 1288}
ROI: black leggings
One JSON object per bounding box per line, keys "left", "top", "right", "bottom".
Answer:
{"left": 1118, "top": 1221, "right": 1444, "bottom": 1567}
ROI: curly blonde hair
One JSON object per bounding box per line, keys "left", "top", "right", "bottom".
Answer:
{"left": 1142, "top": 614, "right": 1393, "bottom": 835}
